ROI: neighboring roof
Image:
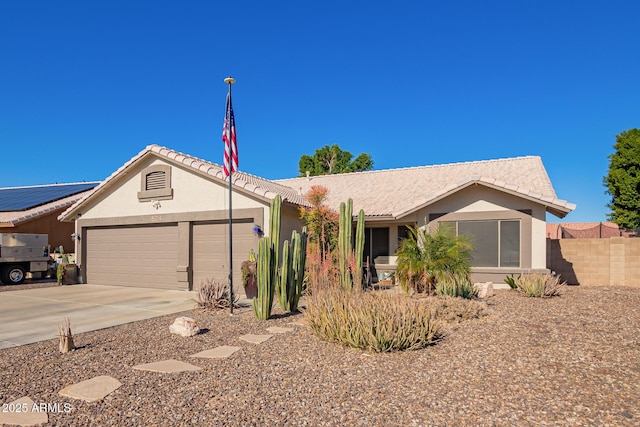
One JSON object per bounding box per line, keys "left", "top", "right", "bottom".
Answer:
{"left": 0, "top": 183, "right": 99, "bottom": 227}
{"left": 59, "top": 145, "right": 310, "bottom": 221}
{"left": 276, "top": 156, "right": 576, "bottom": 219}
{"left": 0, "top": 182, "right": 98, "bottom": 212}
{"left": 547, "top": 222, "right": 635, "bottom": 239}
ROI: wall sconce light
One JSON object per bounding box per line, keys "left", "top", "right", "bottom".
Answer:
{"left": 71, "top": 232, "right": 81, "bottom": 241}
{"left": 151, "top": 200, "right": 161, "bottom": 210}
{"left": 253, "top": 224, "right": 263, "bottom": 237}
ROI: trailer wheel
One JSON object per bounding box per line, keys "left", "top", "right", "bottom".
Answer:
{"left": 1, "top": 265, "right": 26, "bottom": 285}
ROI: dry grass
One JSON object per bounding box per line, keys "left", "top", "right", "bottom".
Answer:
{"left": 194, "top": 278, "right": 238, "bottom": 310}
{"left": 514, "top": 272, "right": 566, "bottom": 297}
{"left": 305, "top": 288, "right": 444, "bottom": 352}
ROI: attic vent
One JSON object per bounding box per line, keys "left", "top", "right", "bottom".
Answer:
{"left": 146, "top": 171, "right": 166, "bottom": 190}
{"left": 138, "top": 165, "right": 173, "bottom": 202}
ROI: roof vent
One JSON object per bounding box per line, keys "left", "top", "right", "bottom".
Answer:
{"left": 306, "top": 171, "right": 311, "bottom": 180}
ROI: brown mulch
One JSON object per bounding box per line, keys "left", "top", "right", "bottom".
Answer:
{"left": 1, "top": 286, "right": 639, "bottom": 426}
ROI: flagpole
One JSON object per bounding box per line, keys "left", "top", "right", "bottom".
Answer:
{"left": 224, "top": 76, "right": 236, "bottom": 316}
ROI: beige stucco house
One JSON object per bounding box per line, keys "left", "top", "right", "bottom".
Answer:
{"left": 60, "top": 144, "right": 575, "bottom": 292}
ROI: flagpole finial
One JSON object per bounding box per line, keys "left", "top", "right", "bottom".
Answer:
{"left": 224, "top": 76, "right": 236, "bottom": 85}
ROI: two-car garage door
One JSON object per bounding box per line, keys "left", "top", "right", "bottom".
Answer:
{"left": 85, "top": 225, "right": 180, "bottom": 289}
{"left": 85, "top": 221, "right": 255, "bottom": 290}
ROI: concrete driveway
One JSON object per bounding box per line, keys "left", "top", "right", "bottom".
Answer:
{"left": 0, "top": 284, "right": 196, "bottom": 349}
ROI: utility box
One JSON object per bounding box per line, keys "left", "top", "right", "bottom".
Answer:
{"left": 0, "top": 233, "right": 53, "bottom": 285}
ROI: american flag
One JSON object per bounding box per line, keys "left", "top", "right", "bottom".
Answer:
{"left": 222, "top": 92, "right": 238, "bottom": 179}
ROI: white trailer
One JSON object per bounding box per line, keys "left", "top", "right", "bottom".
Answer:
{"left": 0, "top": 233, "right": 52, "bottom": 285}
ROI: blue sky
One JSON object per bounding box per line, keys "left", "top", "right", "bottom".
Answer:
{"left": 1, "top": 1, "right": 638, "bottom": 223}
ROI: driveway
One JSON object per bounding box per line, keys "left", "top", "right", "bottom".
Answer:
{"left": 0, "top": 284, "right": 196, "bottom": 349}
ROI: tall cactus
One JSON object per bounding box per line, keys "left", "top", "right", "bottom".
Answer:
{"left": 253, "top": 195, "right": 282, "bottom": 320}
{"left": 338, "top": 199, "right": 353, "bottom": 290}
{"left": 276, "top": 228, "right": 308, "bottom": 312}
{"left": 253, "top": 236, "right": 275, "bottom": 320}
{"left": 354, "top": 209, "right": 365, "bottom": 289}
{"left": 270, "top": 195, "right": 282, "bottom": 272}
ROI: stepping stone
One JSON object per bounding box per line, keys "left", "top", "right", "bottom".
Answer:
{"left": 238, "top": 334, "right": 273, "bottom": 344}
{"left": 59, "top": 375, "right": 122, "bottom": 403}
{"left": 132, "top": 359, "right": 201, "bottom": 373}
{"left": 266, "top": 326, "right": 293, "bottom": 334}
{"left": 190, "top": 345, "right": 241, "bottom": 359}
{"left": 0, "top": 396, "right": 48, "bottom": 426}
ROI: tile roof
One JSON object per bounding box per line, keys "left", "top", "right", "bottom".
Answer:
{"left": 59, "top": 146, "right": 575, "bottom": 222}
{"left": 59, "top": 145, "right": 310, "bottom": 221}
{"left": 275, "top": 156, "right": 575, "bottom": 219}
{"left": 0, "top": 184, "right": 98, "bottom": 226}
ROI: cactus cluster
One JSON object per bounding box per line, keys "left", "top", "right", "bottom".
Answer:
{"left": 254, "top": 195, "right": 309, "bottom": 319}
{"left": 338, "top": 199, "right": 366, "bottom": 290}
{"left": 253, "top": 236, "right": 276, "bottom": 320}
{"left": 276, "top": 227, "right": 308, "bottom": 312}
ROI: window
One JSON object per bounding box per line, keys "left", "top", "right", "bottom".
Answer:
{"left": 444, "top": 219, "right": 520, "bottom": 268}
{"left": 138, "top": 165, "right": 173, "bottom": 201}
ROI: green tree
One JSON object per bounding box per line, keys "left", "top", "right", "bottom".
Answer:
{"left": 395, "top": 224, "right": 474, "bottom": 294}
{"left": 298, "top": 144, "right": 373, "bottom": 176}
{"left": 604, "top": 128, "right": 640, "bottom": 230}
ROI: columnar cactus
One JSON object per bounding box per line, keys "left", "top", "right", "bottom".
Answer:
{"left": 354, "top": 209, "right": 365, "bottom": 289}
{"left": 276, "top": 228, "right": 308, "bottom": 312}
{"left": 338, "top": 199, "right": 353, "bottom": 290}
{"left": 270, "top": 195, "right": 282, "bottom": 272}
{"left": 253, "top": 236, "right": 275, "bottom": 320}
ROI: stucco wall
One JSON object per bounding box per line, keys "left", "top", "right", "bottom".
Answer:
{"left": 79, "top": 158, "right": 268, "bottom": 220}
{"left": 547, "top": 238, "right": 640, "bottom": 287}
{"left": 408, "top": 185, "right": 548, "bottom": 270}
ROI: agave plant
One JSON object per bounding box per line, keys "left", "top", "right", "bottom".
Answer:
{"left": 396, "top": 223, "right": 474, "bottom": 294}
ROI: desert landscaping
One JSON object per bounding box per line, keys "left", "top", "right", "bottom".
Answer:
{"left": 1, "top": 285, "right": 638, "bottom": 426}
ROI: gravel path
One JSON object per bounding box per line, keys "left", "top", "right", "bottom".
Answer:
{"left": 1, "top": 285, "right": 638, "bottom": 426}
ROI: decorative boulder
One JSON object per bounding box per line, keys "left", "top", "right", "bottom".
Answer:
{"left": 169, "top": 317, "right": 200, "bottom": 337}
{"left": 475, "top": 282, "right": 495, "bottom": 299}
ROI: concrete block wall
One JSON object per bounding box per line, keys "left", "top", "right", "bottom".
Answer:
{"left": 547, "top": 238, "right": 639, "bottom": 287}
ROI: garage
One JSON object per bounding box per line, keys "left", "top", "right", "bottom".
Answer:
{"left": 85, "top": 225, "right": 180, "bottom": 289}
{"left": 191, "top": 220, "right": 255, "bottom": 291}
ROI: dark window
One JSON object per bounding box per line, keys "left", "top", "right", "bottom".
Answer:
{"left": 445, "top": 219, "right": 520, "bottom": 268}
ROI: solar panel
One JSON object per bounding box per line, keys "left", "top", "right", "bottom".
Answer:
{"left": 0, "top": 183, "right": 98, "bottom": 212}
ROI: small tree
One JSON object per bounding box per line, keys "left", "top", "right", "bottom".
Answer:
{"left": 299, "top": 186, "right": 340, "bottom": 291}
{"left": 396, "top": 224, "right": 474, "bottom": 294}
{"left": 298, "top": 144, "right": 373, "bottom": 176}
{"left": 604, "top": 128, "right": 640, "bottom": 230}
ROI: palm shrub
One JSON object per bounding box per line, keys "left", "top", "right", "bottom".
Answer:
{"left": 396, "top": 224, "right": 474, "bottom": 294}
{"left": 304, "top": 287, "right": 440, "bottom": 352}
{"left": 513, "top": 272, "right": 565, "bottom": 297}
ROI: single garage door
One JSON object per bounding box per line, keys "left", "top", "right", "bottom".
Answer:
{"left": 192, "top": 221, "right": 256, "bottom": 292}
{"left": 85, "top": 225, "right": 179, "bottom": 289}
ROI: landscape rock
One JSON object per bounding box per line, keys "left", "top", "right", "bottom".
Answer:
{"left": 169, "top": 316, "right": 199, "bottom": 337}
{"left": 475, "top": 281, "right": 495, "bottom": 298}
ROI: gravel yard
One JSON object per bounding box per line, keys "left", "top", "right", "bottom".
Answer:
{"left": 1, "top": 285, "right": 638, "bottom": 426}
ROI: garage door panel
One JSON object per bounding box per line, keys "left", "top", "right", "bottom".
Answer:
{"left": 192, "top": 222, "right": 256, "bottom": 294}
{"left": 86, "top": 226, "right": 179, "bottom": 289}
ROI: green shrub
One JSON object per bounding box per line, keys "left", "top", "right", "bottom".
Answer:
{"left": 304, "top": 288, "right": 440, "bottom": 352}
{"left": 434, "top": 274, "right": 478, "bottom": 299}
{"left": 504, "top": 274, "right": 518, "bottom": 289}
{"left": 514, "top": 272, "right": 565, "bottom": 298}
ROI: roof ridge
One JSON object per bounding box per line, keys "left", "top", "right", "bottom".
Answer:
{"left": 275, "top": 155, "right": 541, "bottom": 181}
